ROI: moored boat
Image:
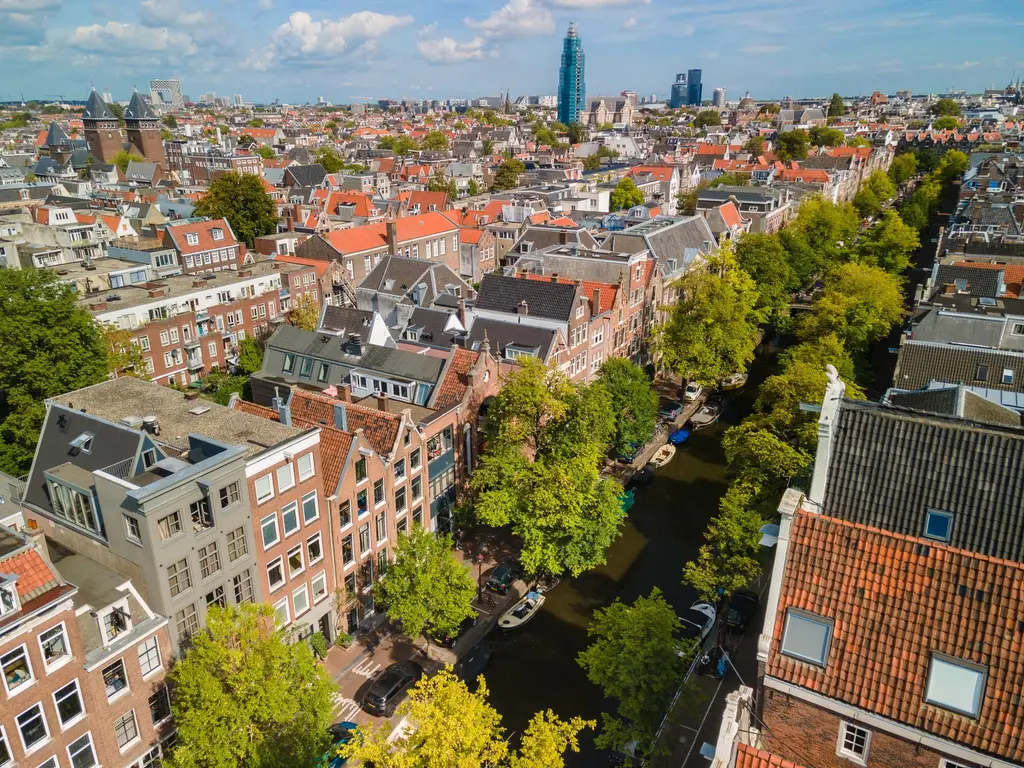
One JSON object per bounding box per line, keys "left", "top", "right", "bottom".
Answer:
{"left": 668, "top": 425, "right": 692, "bottom": 445}
{"left": 650, "top": 444, "right": 676, "bottom": 468}
{"left": 690, "top": 402, "right": 722, "bottom": 430}
{"left": 721, "top": 372, "right": 748, "bottom": 391}
{"left": 498, "top": 591, "right": 546, "bottom": 630}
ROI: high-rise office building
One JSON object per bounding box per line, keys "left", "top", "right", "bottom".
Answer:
{"left": 233, "top": 94, "right": 243, "bottom": 106}
{"left": 687, "top": 69, "right": 703, "bottom": 105}
{"left": 557, "top": 22, "right": 585, "bottom": 125}
{"left": 669, "top": 73, "right": 687, "bottom": 108}
{"left": 149, "top": 78, "right": 184, "bottom": 110}
{"left": 712, "top": 87, "right": 727, "bottom": 107}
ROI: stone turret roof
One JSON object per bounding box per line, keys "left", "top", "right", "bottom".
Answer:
{"left": 83, "top": 88, "right": 116, "bottom": 120}
{"left": 124, "top": 89, "right": 156, "bottom": 121}
{"left": 45, "top": 121, "right": 70, "bottom": 147}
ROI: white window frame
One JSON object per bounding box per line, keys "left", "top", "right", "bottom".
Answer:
{"left": 260, "top": 512, "right": 279, "bottom": 550}
{"left": 267, "top": 557, "right": 285, "bottom": 592}
{"left": 780, "top": 609, "right": 832, "bottom": 666}
{"left": 138, "top": 635, "right": 162, "bottom": 678}
{"left": 292, "top": 584, "right": 310, "bottom": 618}
{"left": 297, "top": 452, "right": 315, "bottom": 481}
{"left": 301, "top": 490, "right": 319, "bottom": 524}
{"left": 254, "top": 475, "right": 274, "bottom": 504}
{"left": 38, "top": 622, "right": 71, "bottom": 672}
{"left": 925, "top": 653, "right": 986, "bottom": 717}
{"left": 113, "top": 708, "right": 140, "bottom": 751}
{"left": 15, "top": 701, "right": 49, "bottom": 754}
{"left": 273, "top": 597, "right": 290, "bottom": 626}
{"left": 124, "top": 513, "right": 143, "bottom": 545}
{"left": 287, "top": 544, "right": 305, "bottom": 578}
{"left": 1, "top": 644, "right": 35, "bottom": 697}
{"left": 307, "top": 532, "right": 324, "bottom": 566}
{"left": 276, "top": 463, "right": 295, "bottom": 493}
{"left": 281, "top": 501, "right": 300, "bottom": 537}
{"left": 67, "top": 731, "right": 97, "bottom": 768}
{"left": 0, "top": 724, "right": 10, "bottom": 768}
{"left": 311, "top": 571, "right": 328, "bottom": 604}
{"left": 836, "top": 721, "right": 871, "bottom": 765}
{"left": 52, "top": 678, "right": 85, "bottom": 729}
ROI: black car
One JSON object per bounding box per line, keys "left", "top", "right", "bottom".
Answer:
{"left": 362, "top": 661, "right": 423, "bottom": 717}
{"left": 429, "top": 614, "right": 477, "bottom": 648}
{"left": 486, "top": 562, "right": 521, "bottom": 595}
{"left": 725, "top": 589, "right": 760, "bottom": 633}
{"left": 455, "top": 639, "right": 493, "bottom": 685}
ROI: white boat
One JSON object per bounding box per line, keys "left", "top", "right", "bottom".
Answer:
{"left": 721, "top": 372, "right": 748, "bottom": 391}
{"left": 498, "top": 591, "right": 546, "bottom": 630}
{"left": 650, "top": 444, "right": 676, "bottom": 468}
{"left": 690, "top": 402, "right": 722, "bottom": 430}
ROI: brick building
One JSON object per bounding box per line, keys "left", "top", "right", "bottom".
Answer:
{"left": 161, "top": 218, "right": 243, "bottom": 275}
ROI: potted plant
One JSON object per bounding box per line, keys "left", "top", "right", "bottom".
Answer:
{"left": 335, "top": 631, "right": 354, "bottom": 649}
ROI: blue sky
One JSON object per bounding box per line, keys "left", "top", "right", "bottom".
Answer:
{"left": 2, "top": 0, "right": 1023, "bottom": 104}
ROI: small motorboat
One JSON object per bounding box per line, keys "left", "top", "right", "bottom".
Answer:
{"left": 650, "top": 444, "right": 676, "bottom": 468}
{"left": 690, "top": 402, "right": 722, "bottom": 430}
{"left": 535, "top": 574, "right": 562, "bottom": 593}
{"left": 499, "top": 590, "right": 545, "bottom": 630}
{"left": 668, "top": 425, "right": 692, "bottom": 445}
{"left": 631, "top": 464, "right": 655, "bottom": 487}
{"left": 721, "top": 372, "right": 748, "bottom": 391}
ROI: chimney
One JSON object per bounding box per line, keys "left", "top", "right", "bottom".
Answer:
{"left": 377, "top": 391, "right": 389, "bottom": 411}
{"left": 457, "top": 298, "right": 467, "bottom": 328}
{"left": 338, "top": 383, "right": 352, "bottom": 403}
{"left": 808, "top": 365, "right": 847, "bottom": 505}
{"left": 386, "top": 219, "right": 399, "bottom": 256}
{"left": 287, "top": 213, "right": 295, "bottom": 232}
{"left": 346, "top": 333, "right": 362, "bottom": 355}
{"left": 333, "top": 402, "right": 348, "bottom": 431}
{"left": 292, "top": 203, "right": 302, "bottom": 222}
{"left": 549, "top": 273, "right": 559, "bottom": 283}
{"left": 516, "top": 299, "right": 529, "bottom": 315}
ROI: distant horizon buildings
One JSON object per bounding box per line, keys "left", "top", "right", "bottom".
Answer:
{"left": 557, "top": 21, "right": 586, "bottom": 125}
{"left": 712, "top": 87, "right": 726, "bottom": 107}
{"left": 669, "top": 69, "right": 704, "bottom": 107}
{"left": 148, "top": 78, "right": 184, "bottom": 110}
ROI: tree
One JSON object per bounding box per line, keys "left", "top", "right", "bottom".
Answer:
{"left": 112, "top": 149, "right": 144, "bottom": 173}
{"left": 779, "top": 195, "right": 859, "bottom": 280}
{"left": 0, "top": 269, "right": 108, "bottom": 475}
{"left": 491, "top": 158, "right": 525, "bottom": 191}
{"left": 103, "top": 325, "right": 147, "bottom": 379}
{"left": 857, "top": 210, "right": 920, "bottom": 275}
{"left": 467, "top": 179, "right": 480, "bottom": 196}
{"left": 577, "top": 588, "right": 693, "bottom": 752}
{"left": 828, "top": 92, "right": 845, "bottom": 117}
{"left": 929, "top": 97, "right": 961, "bottom": 117}
{"left": 471, "top": 358, "right": 624, "bottom": 577}
{"left": 375, "top": 526, "right": 476, "bottom": 644}
{"left": 775, "top": 130, "right": 810, "bottom": 161}
{"left": 853, "top": 170, "right": 896, "bottom": 218}
{"left": 325, "top": 120, "right": 338, "bottom": 136}
{"left": 933, "top": 116, "right": 959, "bottom": 131}
{"left": 427, "top": 177, "right": 458, "bottom": 198}
{"left": 313, "top": 146, "right": 344, "bottom": 174}
{"left": 481, "top": 138, "right": 494, "bottom": 155}
{"left": 238, "top": 336, "right": 264, "bottom": 375}
{"left": 237, "top": 134, "right": 257, "bottom": 148}
{"left": 193, "top": 171, "right": 278, "bottom": 247}
{"left": 24, "top": 172, "right": 37, "bottom": 183}
{"left": 107, "top": 101, "right": 125, "bottom": 126}
{"left": 742, "top": 135, "right": 764, "bottom": 156}
{"left": 808, "top": 125, "right": 845, "bottom": 147}
{"left": 567, "top": 122, "right": 587, "bottom": 144}
{"left": 734, "top": 232, "right": 797, "bottom": 324}
{"left": 380, "top": 135, "right": 419, "bottom": 156}
{"left": 610, "top": 177, "right": 645, "bottom": 211}
{"left": 248, "top": 117, "right": 264, "bottom": 127}
{"left": 797, "top": 262, "right": 904, "bottom": 352}
{"left": 654, "top": 242, "right": 762, "bottom": 385}
{"left": 289, "top": 294, "right": 320, "bottom": 331}
{"left": 888, "top": 152, "right": 917, "bottom": 185}
{"left": 162, "top": 114, "right": 178, "bottom": 129}
{"left": 339, "top": 669, "right": 593, "bottom": 767}
{"left": 694, "top": 110, "right": 722, "bottom": 129}
{"left": 422, "top": 130, "right": 449, "bottom": 151}
{"left": 551, "top": 120, "right": 568, "bottom": 132}
{"left": 165, "top": 603, "right": 335, "bottom": 768}
{"left": 676, "top": 182, "right": 707, "bottom": 215}
{"left": 596, "top": 358, "right": 658, "bottom": 455}
{"left": 254, "top": 144, "right": 274, "bottom": 160}
{"left": 847, "top": 135, "right": 872, "bottom": 147}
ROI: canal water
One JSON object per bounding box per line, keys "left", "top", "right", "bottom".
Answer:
{"left": 481, "top": 362, "right": 770, "bottom": 765}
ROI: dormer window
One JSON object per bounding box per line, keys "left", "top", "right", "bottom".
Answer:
{"left": 185, "top": 232, "right": 199, "bottom": 246}
{"left": 0, "top": 579, "right": 18, "bottom": 616}
{"left": 69, "top": 432, "right": 93, "bottom": 455}
{"left": 100, "top": 603, "right": 132, "bottom": 645}
{"left": 212, "top": 228, "right": 224, "bottom": 241}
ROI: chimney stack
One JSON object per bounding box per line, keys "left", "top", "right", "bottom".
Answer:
{"left": 386, "top": 219, "right": 399, "bottom": 256}
{"left": 338, "top": 383, "right": 352, "bottom": 403}
{"left": 457, "top": 298, "right": 467, "bottom": 328}
{"left": 516, "top": 300, "right": 529, "bottom": 315}
{"left": 377, "top": 391, "right": 389, "bottom": 412}
{"left": 808, "top": 365, "right": 847, "bottom": 505}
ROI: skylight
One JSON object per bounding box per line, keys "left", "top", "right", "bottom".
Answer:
{"left": 780, "top": 609, "right": 832, "bottom": 666}
{"left": 925, "top": 654, "right": 985, "bottom": 717}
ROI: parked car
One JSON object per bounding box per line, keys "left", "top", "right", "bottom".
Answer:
{"left": 724, "top": 589, "right": 760, "bottom": 633}
{"left": 430, "top": 614, "right": 477, "bottom": 648}
{"left": 616, "top": 441, "right": 642, "bottom": 464}
{"left": 322, "top": 721, "right": 357, "bottom": 768}
{"left": 659, "top": 398, "right": 684, "bottom": 420}
{"left": 486, "top": 561, "right": 521, "bottom": 595}
{"left": 678, "top": 601, "right": 717, "bottom": 645}
{"left": 362, "top": 661, "right": 423, "bottom": 717}
{"left": 455, "top": 639, "right": 493, "bottom": 686}
{"left": 683, "top": 382, "right": 703, "bottom": 402}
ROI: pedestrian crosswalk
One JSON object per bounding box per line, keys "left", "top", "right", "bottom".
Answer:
{"left": 332, "top": 693, "right": 361, "bottom": 721}
{"left": 351, "top": 658, "right": 382, "bottom": 679}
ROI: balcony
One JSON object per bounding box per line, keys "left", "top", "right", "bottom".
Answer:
{"left": 186, "top": 355, "right": 204, "bottom": 371}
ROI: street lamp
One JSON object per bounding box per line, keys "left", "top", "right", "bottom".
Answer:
{"left": 475, "top": 553, "right": 485, "bottom": 603}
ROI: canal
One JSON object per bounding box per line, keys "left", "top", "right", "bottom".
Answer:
{"left": 481, "top": 360, "right": 771, "bottom": 765}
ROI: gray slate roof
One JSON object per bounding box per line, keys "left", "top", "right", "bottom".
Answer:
{"left": 124, "top": 90, "right": 156, "bottom": 121}
{"left": 475, "top": 273, "right": 579, "bottom": 321}
{"left": 910, "top": 309, "right": 1005, "bottom": 347}
{"left": 45, "top": 121, "right": 70, "bottom": 147}
{"left": 934, "top": 264, "right": 1004, "bottom": 298}
{"left": 894, "top": 340, "right": 1024, "bottom": 392}
{"left": 320, "top": 306, "right": 374, "bottom": 336}
{"left": 822, "top": 399, "right": 1024, "bottom": 561}
{"left": 466, "top": 317, "right": 557, "bottom": 361}
{"left": 886, "top": 384, "right": 1022, "bottom": 427}
{"left": 83, "top": 89, "right": 116, "bottom": 120}
{"left": 285, "top": 164, "right": 328, "bottom": 188}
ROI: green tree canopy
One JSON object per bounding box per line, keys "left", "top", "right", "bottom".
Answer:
{"left": 742, "top": 135, "right": 764, "bottom": 156}
{"left": 857, "top": 209, "right": 920, "bottom": 275}
{"left": 112, "top": 149, "right": 144, "bottom": 173}
{"left": 193, "top": 171, "right": 278, "bottom": 247}
{"left": 108, "top": 101, "right": 125, "bottom": 126}
{"left": 577, "top": 588, "right": 693, "bottom": 752}
{"left": 888, "top": 152, "right": 917, "bottom": 185}
{"left": 289, "top": 294, "right": 320, "bottom": 331}
{"left": 103, "top": 324, "right": 147, "bottom": 379}
{"left": 779, "top": 195, "right": 859, "bottom": 280}
{"left": 376, "top": 526, "right": 476, "bottom": 643}
{"left": 254, "top": 144, "right": 275, "bottom": 159}
{"left": 166, "top": 603, "right": 335, "bottom": 768}
{"left": 467, "top": 179, "right": 480, "bottom": 196}
{"left": 932, "top": 116, "right": 960, "bottom": 131}
{"left": 162, "top": 114, "right": 178, "bottom": 129}
{"left": 237, "top": 336, "right": 264, "bottom": 375}
{"left": 694, "top": 110, "right": 722, "bottom": 129}
{"left": 567, "top": 122, "right": 587, "bottom": 144}
{"left": 471, "top": 358, "right": 624, "bottom": 577}
{"left": 929, "top": 97, "right": 961, "bottom": 117}
{"left": 734, "top": 232, "right": 798, "bottom": 324}
{"left": 0, "top": 269, "right": 108, "bottom": 474}
{"left": 853, "top": 169, "right": 897, "bottom": 218}
{"left": 596, "top": 358, "right": 659, "bottom": 454}
{"left": 380, "top": 135, "right": 419, "bottom": 156}
{"left": 774, "top": 130, "right": 810, "bottom": 161}
{"left": 828, "top": 92, "right": 845, "bottom": 117}
{"left": 797, "top": 262, "right": 904, "bottom": 352}
{"left": 427, "top": 177, "right": 458, "bottom": 197}
{"left": 654, "top": 242, "right": 761, "bottom": 385}
{"left": 808, "top": 125, "right": 845, "bottom": 147}
{"left": 847, "top": 135, "right": 872, "bottom": 147}
{"left": 491, "top": 158, "right": 525, "bottom": 191}
{"left": 248, "top": 117, "right": 264, "bottom": 127}
{"left": 237, "top": 134, "right": 257, "bottom": 148}
{"left": 481, "top": 137, "right": 494, "bottom": 155}
{"left": 610, "top": 177, "right": 645, "bottom": 211}
{"left": 313, "top": 146, "right": 344, "bottom": 174}
{"left": 421, "top": 130, "right": 449, "bottom": 151}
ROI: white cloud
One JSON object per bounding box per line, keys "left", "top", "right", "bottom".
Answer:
{"left": 464, "top": 0, "right": 555, "bottom": 38}
{"left": 622, "top": 16, "right": 637, "bottom": 28}
{"left": 139, "top": 0, "right": 211, "bottom": 27}
{"left": 70, "top": 21, "right": 198, "bottom": 54}
{"left": 418, "top": 22, "right": 438, "bottom": 36}
{"left": 417, "top": 35, "right": 486, "bottom": 64}
{"left": 741, "top": 44, "right": 787, "bottom": 53}
{"left": 0, "top": 0, "right": 59, "bottom": 9}
{"left": 257, "top": 0, "right": 273, "bottom": 8}
{"left": 549, "top": 0, "right": 650, "bottom": 6}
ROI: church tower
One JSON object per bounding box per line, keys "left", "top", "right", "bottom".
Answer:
{"left": 82, "top": 87, "right": 122, "bottom": 164}
{"left": 124, "top": 88, "right": 165, "bottom": 168}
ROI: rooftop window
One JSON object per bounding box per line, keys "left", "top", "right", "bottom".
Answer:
{"left": 923, "top": 509, "right": 953, "bottom": 542}
{"left": 780, "top": 609, "right": 832, "bottom": 666}
{"left": 925, "top": 654, "right": 985, "bottom": 717}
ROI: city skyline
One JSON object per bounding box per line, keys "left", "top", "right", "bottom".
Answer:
{"left": 2, "top": 0, "right": 1023, "bottom": 104}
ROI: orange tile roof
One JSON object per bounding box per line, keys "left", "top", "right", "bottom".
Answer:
{"left": 399, "top": 190, "right": 449, "bottom": 212}
{"left": 433, "top": 348, "right": 480, "bottom": 411}
{"left": 952, "top": 261, "right": 1024, "bottom": 298}
{"left": 291, "top": 389, "right": 401, "bottom": 457}
{"left": 630, "top": 165, "right": 676, "bottom": 181}
{"left": 164, "top": 218, "right": 239, "bottom": 255}
{"left": 779, "top": 168, "right": 831, "bottom": 184}
{"left": 459, "top": 227, "right": 484, "bottom": 245}
{"left": 325, "top": 191, "right": 378, "bottom": 218}
{"left": 323, "top": 212, "right": 458, "bottom": 256}
{"left": 274, "top": 254, "right": 330, "bottom": 276}
{"left": 548, "top": 216, "right": 577, "bottom": 227}
{"left": 696, "top": 144, "right": 728, "bottom": 156}
{"left": 1, "top": 549, "right": 61, "bottom": 600}
{"left": 768, "top": 510, "right": 1024, "bottom": 763}
{"left": 522, "top": 273, "right": 618, "bottom": 315}
{"left": 718, "top": 201, "right": 744, "bottom": 229}
{"left": 735, "top": 743, "right": 808, "bottom": 768}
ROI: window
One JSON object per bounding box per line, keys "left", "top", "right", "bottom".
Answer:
{"left": 198, "top": 542, "right": 221, "bottom": 578}
{"left": 1013, "top": 322, "right": 1024, "bottom": 336}
{"left": 924, "top": 509, "right": 953, "bottom": 542}
{"left": 412, "top": 507, "right": 423, "bottom": 528}
{"left": 1003, "top": 368, "right": 1015, "bottom": 385}
{"left": 37, "top": 755, "right": 58, "bottom": 768}
{"left": 925, "top": 654, "right": 986, "bottom": 717}
{"left": 317, "top": 362, "right": 330, "bottom": 383}
{"left": 281, "top": 502, "right": 299, "bottom": 536}
{"left": 138, "top": 636, "right": 162, "bottom": 677}
{"left": 342, "top": 534, "right": 354, "bottom": 565}
{"left": 233, "top": 570, "right": 254, "bottom": 604}
{"left": 160, "top": 330, "right": 170, "bottom": 346}
{"left": 169, "top": 328, "right": 179, "bottom": 344}
{"left": 102, "top": 659, "right": 128, "bottom": 698}
{"left": 299, "top": 357, "right": 314, "bottom": 378}
{"left": 376, "top": 512, "right": 387, "bottom": 542}
{"left": 255, "top": 475, "right": 274, "bottom": 504}
{"left": 261, "top": 512, "right": 279, "bottom": 548}
{"left": 16, "top": 703, "right": 48, "bottom": 750}
{"left": 355, "top": 457, "right": 367, "bottom": 482}
{"left": 124, "top": 514, "right": 143, "bottom": 544}
{"left": 312, "top": 571, "right": 328, "bottom": 603}
{"left": 359, "top": 522, "right": 370, "bottom": 553}
{"left": 837, "top": 722, "right": 870, "bottom": 764}
{"left": 47, "top": 480, "right": 101, "bottom": 535}
{"left": 149, "top": 686, "right": 171, "bottom": 725}
{"left": 39, "top": 624, "right": 70, "bottom": 668}
{"left": 780, "top": 609, "right": 832, "bottom": 666}
{"left": 373, "top": 479, "right": 385, "bottom": 507}
{"left": 357, "top": 489, "right": 369, "bottom": 515}
{"left": 206, "top": 586, "right": 226, "bottom": 609}
{"left": 0, "top": 726, "right": 10, "bottom": 767}
{"left": 297, "top": 452, "right": 315, "bottom": 481}
{"left": 142, "top": 448, "right": 158, "bottom": 469}
{"left": 411, "top": 447, "right": 422, "bottom": 470}
{"left": 397, "top": 517, "right": 408, "bottom": 535}
{"left": 185, "top": 232, "right": 199, "bottom": 246}
{"left": 307, "top": 532, "right": 323, "bottom": 564}
{"left": 302, "top": 491, "right": 318, "bottom": 523}
{"left": 114, "top": 709, "right": 139, "bottom": 749}
{"left": 212, "top": 227, "right": 224, "bottom": 241}
{"left": 68, "top": 732, "right": 97, "bottom": 768}
{"left": 293, "top": 585, "right": 310, "bottom": 617}
{"left": 176, "top": 604, "right": 199, "bottom": 640}
{"left": 2, "top": 645, "right": 33, "bottom": 694}
{"left": 102, "top": 607, "right": 130, "bottom": 642}
{"left": 283, "top": 353, "right": 295, "bottom": 374}
{"left": 396, "top": 485, "right": 407, "bottom": 513}
{"left": 288, "top": 545, "right": 304, "bottom": 577}
{"left": 159, "top": 511, "right": 183, "bottom": 540}
{"left": 411, "top": 475, "right": 422, "bottom": 501}
{"left": 277, "top": 463, "right": 295, "bottom": 492}
{"left": 220, "top": 481, "right": 240, "bottom": 507}
{"left": 227, "top": 526, "right": 248, "bottom": 561}
{"left": 268, "top": 558, "right": 285, "bottom": 591}
{"left": 377, "top": 548, "right": 388, "bottom": 576}
{"left": 976, "top": 364, "right": 989, "bottom": 382}
{"left": 274, "top": 598, "right": 290, "bottom": 626}
{"left": 54, "top": 679, "right": 84, "bottom": 725}
{"left": 167, "top": 558, "right": 192, "bottom": 597}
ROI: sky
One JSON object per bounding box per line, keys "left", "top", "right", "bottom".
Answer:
{"left": 2, "top": 0, "right": 1024, "bottom": 104}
